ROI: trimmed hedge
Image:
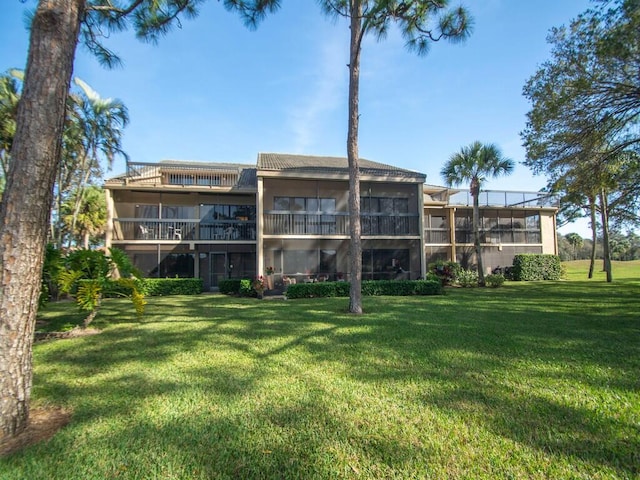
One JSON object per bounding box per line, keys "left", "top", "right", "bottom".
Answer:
{"left": 101, "top": 278, "right": 203, "bottom": 297}
{"left": 218, "top": 279, "right": 260, "bottom": 297}
{"left": 143, "top": 278, "right": 203, "bottom": 296}
{"left": 511, "top": 254, "right": 562, "bottom": 281}
{"left": 285, "top": 280, "right": 443, "bottom": 299}
{"left": 218, "top": 279, "right": 243, "bottom": 295}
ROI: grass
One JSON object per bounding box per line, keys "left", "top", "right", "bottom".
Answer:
{"left": 1, "top": 261, "right": 639, "bottom": 479}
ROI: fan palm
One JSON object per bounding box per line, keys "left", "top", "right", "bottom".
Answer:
{"left": 441, "top": 141, "right": 514, "bottom": 285}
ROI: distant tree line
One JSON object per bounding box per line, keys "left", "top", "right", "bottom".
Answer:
{"left": 558, "top": 231, "right": 640, "bottom": 262}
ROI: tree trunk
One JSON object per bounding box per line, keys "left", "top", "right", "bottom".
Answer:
{"left": 588, "top": 195, "right": 597, "bottom": 279}
{"left": 471, "top": 179, "right": 485, "bottom": 286}
{"left": 599, "top": 189, "right": 613, "bottom": 282}
{"left": 0, "top": 0, "right": 83, "bottom": 438}
{"left": 347, "top": 0, "right": 363, "bottom": 314}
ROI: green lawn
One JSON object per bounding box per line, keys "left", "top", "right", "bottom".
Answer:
{"left": 1, "top": 262, "right": 639, "bottom": 479}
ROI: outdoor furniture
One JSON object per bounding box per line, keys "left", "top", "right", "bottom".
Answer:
{"left": 139, "top": 224, "right": 153, "bottom": 239}
{"left": 167, "top": 225, "right": 182, "bottom": 240}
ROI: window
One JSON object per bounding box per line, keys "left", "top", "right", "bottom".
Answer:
{"left": 362, "top": 249, "right": 410, "bottom": 280}
{"left": 161, "top": 205, "right": 196, "bottom": 219}
{"left": 272, "top": 197, "right": 337, "bottom": 235}
{"left": 361, "top": 197, "right": 411, "bottom": 234}
{"left": 135, "top": 204, "right": 159, "bottom": 219}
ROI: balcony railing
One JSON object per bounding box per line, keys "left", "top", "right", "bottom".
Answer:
{"left": 123, "top": 162, "right": 241, "bottom": 187}
{"left": 424, "top": 228, "right": 450, "bottom": 243}
{"left": 448, "top": 190, "right": 559, "bottom": 208}
{"left": 455, "top": 229, "right": 542, "bottom": 244}
{"left": 262, "top": 213, "right": 420, "bottom": 236}
{"left": 113, "top": 219, "right": 256, "bottom": 241}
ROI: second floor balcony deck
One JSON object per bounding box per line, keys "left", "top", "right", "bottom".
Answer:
{"left": 113, "top": 219, "right": 256, "bottom": 242}
{"left": 112, "top": 213, "right": 421, "bottom": 241}
{"left": 263, "top": 212, "right": 420, "bottom": 236}
{"left": 106, "top": 161, "right": 257, "bottom": 189}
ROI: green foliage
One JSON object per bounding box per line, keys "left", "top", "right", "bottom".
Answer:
{"left": 457, "top": 269, "right": 479, "bottom": 287}
{"left": 286, "top": 280, "right": 443, "bottom": 299}
{"left": 239, "top": 279, "right": 255, "bottom": 297}
{"left": 428, "top": 260, "right": 461, "bottom": 286}
{"left": 108, "top": 247, "right": 142, "bottom": 278}
{"left": 512, "top": 254, "right": 562, "bottom": 281}
{"left": 65, "top": 248, "right": 110, "bottom": 279}
{"left": 51, "top": 248, "right": 147, "bottom": 326}
{"left": 75, "top": 279, "right": 101, "bottom": 312}
{"left": 485, "top": 273, "right": 505, "bottom": 288}
{"left": 141, "top": 278, "right": 203, "bottom": 296}
{"left": 57, "top": 270, "right": 85, "bottom": 296}
{"left": 40, "top": 244, "right": 64, "bottom": 305}
{"left": 116, "top": 278, "right": 147, "bottom": 316}
{"left": 218, "top": 279, "right": 243, "bottom": 295}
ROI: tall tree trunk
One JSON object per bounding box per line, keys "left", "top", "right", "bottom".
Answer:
{"left": 471, "top": 179, "right": 485, "bottom": 286}
{"left": 588, "top": 195, "right": 597, "bottom": 279}
{"left": 598, "top": 189, "right": 612, "bottom": 282}
{"left": 347, "top": 0, "right": 363, "bottom": 314}
{"left": 0, "top": 0, "right": 83, "bottom": 438}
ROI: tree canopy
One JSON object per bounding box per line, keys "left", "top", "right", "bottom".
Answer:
{"left": 521, "top": 0, "right": 640, "bottom": 281}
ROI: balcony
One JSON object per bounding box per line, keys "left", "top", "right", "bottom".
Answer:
{"left": 448, "top": 190, "right": 559, "bottom": 208}
{"left": 111, "top": 162, "right": 250, "bottom": 188}
{"left": 112, "top": 219, "right": 256, "bottom": 241}
{"left": 425, "top": 228, "right": 450, "bottom": 243}
{"left": 263, "top": 213, "right": 420, "bottom": 236}
{"left": 455, "top": 229, "right": 542, "bottom": 244}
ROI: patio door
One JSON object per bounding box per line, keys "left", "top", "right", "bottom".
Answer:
{"left": 210, "top": 252, "right": 227, "bottom": 289}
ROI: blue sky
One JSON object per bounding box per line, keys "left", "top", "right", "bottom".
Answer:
{"left": 1, "top": 0, "right": 593, "bottom": 235}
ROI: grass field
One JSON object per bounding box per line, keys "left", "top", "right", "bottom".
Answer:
{"left": 1, "top": 261, "right": 638, "bottom": 479}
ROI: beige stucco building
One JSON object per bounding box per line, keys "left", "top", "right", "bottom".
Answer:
{"left": 104, "top": 153, "right": 558, "bottom": 290}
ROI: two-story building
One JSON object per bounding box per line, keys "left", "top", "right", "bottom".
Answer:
{"left": 104, "top": 153, "right": 558, "bottom": 290}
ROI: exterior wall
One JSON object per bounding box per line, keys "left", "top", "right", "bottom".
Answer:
{"left": 540, "top": 210, "right": 557, "bottom": 254}
{"left": 105, "top": 164, "right": 557, "bottom": 290}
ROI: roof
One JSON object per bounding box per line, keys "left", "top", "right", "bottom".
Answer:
{"left": 257, "top": 153, "right": 426, "bottom": 180}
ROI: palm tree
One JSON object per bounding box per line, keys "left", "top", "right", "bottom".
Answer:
{"left": 565, "top": 232, "right": 584, "bottom": 260}
{"left": 441, "top": 141, "right": 514, "bottom": 286}
{"left": 61, "top": 185, "right": 107, "bottom": 248}
{"left": 66, "top": 77, "right": 128, "bottom": 248}
{"left": 0, "top": 69, "right": 23, "bottom": 182}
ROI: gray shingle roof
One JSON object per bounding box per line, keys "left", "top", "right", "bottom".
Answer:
{"left": 257, "top": 153, "right": 425, "bottom": 180}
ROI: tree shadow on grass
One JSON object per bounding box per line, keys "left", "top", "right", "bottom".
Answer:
{"left": 20, "top": 288, "right": 639, "bottom": 478}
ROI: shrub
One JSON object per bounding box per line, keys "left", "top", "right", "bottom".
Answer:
{"left": 457, "top": 269, "right": 479, "bottom": 287}
{"left": 485, "top": 273, "right": 505, "bottom": 288}
{"left": 239, "top": 279, "right": 256, "bottom": 297}
{"left": 140, "top": 278, "right": 203, "bottom": 296}
{"left": 428, "top": 261, "right": 461, "bottom": 286}
{"left": 218, "top": 279, "right": 243, "bottom": 295}
{"left": 512, "top": 254, "right": 562, "bottom": 281}
{"left": 285, "top": 280, "right": 443, "bottom": 299}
